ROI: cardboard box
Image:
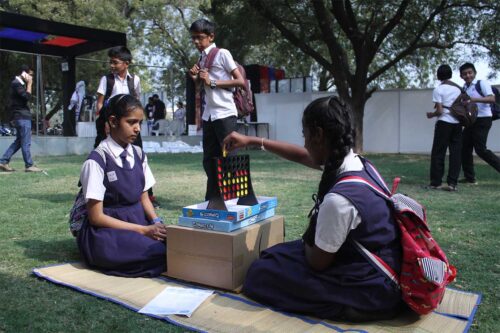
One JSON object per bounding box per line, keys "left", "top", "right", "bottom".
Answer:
{"left": 178, "top": 208, "right": 275, "bottom": 232}
{"left": 166, "top": 215, "right": 284, "bottom": 291}
{"left": 182, "top": 196, "right": 278, "bottom": 222}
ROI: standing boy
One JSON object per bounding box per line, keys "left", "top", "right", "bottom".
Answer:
{"left": 188, "top": 18, "right": 245, "bottom": 200}
{"left": 95, "top": 46, "right": 159, "bottom": 208}
{"left": 426, "top": 64, "right": 462, "bottom": 191}
{"left": 95, "top": 46, "right": 141, "bottom": 147}
{"left": 459, "top": 62, "right": 500, "bottom": 183}
{"left": 0, "top": 65, "right": 42, "bottom": 172}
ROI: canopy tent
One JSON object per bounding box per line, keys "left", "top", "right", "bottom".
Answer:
{"left": 0, "top": 11, "right": 127, "bottom": 135}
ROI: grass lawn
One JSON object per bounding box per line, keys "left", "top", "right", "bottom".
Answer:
{"left": 0, "top": 151, "right": 498, "bottom": 332}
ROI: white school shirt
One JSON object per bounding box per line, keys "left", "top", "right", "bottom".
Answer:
{"left": 315, "top": 150, "right": 364, "bottom": 253}
{"left": 432, "top": 83, "right": 461, "bottom": 124}
{"left": 199, "top": 43, "right": 238, "bottom": 121}
{"left": 97, "top": 71, "right": 141, "bottom": 98}
{"left": 80, "top": 136, "right": 156, "bottom": 202}
{"left": 464, "top": 79, "right": 494, "bottom": 118}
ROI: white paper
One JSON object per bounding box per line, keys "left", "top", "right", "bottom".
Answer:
{"left": 138, "top": 287, "right": 214, "bottom": 317}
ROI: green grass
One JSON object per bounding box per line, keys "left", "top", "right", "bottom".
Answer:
{"left": 0, "top": 151, "right": 498, "bottom": 332}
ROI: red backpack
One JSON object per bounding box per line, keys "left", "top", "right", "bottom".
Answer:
{"left": 338, "top": 162, "right": 457, "bottom": 315}
{"left": 201, "top": 47, "right": 255, "bottom": 119}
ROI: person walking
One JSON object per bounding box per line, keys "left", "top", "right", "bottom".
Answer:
{"left": 0, "top": 64, "right": 43, "bottom": 173}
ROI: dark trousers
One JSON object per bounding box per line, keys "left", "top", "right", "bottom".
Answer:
{"left": 430, "top": 121, "right": 463, "bottom": 186}
{"left": 462, "top": 117, "right": 500, "bottom": 181}
{"left": 203, "top": 116, "right": 237, "bottom": 200}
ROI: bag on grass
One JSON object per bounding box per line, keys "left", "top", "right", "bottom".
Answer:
{"left": 442, "top": 81, "right": 478, "bottom": 127}
{"left": 475, "top": 80, "right": 500, "bottom": 121}
{"left": 338, "top": 159, "right": 457, "bottom": 315}
{"left": 201, "top": 47, "right": 255, "bottom": 119}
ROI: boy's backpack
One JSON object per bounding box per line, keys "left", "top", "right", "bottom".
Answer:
{"left": 68, "top": 146, "right": 143, "bottom": 236}
{"left": 475, "top": 80, "right": 500, "bottom": 121}
{"left": 201, "top": 47, "right": 255, "bottom": 119}
{"left": 338, "top": 160, "right": 457, "bottom": 315}
{"left": 442, "top": 81, "right": 478, "bottom": 127}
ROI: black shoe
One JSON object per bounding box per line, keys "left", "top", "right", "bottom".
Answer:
{"left": 458, "top": 178, "right": 478, "bottom": 185}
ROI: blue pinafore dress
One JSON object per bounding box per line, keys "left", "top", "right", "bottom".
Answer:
{"left": 77, "top": 147, "right": 166, "bottom": 277}
{"left": 243, "top": 160, "right": 402, "bottom": 320}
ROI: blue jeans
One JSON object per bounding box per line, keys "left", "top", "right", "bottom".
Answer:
{"left": 0, "top": 119, "right": 33, "bottom": 168}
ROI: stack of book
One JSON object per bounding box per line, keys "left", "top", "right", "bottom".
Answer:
{"left": 178, "top": 196, "right": 278, "bottom": 232}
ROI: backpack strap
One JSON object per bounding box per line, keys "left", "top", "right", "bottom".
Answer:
{"left": 127, "top": 74, "right": 137, "bottom": 98}
{"left": 337, "top": 175, "right": 401, "bottom": 288}
{"left": 442, "top": 80, "right": 464, "bottom": 92}
{"left": 104, "top": 73, "right": 115, "bottom": 101}
{"left": 475, "top": 80, "right": 484, "bottom": 97}
{"left": 199, "top": 47, "right": 220, "bottom": 70}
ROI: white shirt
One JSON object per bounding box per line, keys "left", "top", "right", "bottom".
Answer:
{"left": 464, "top": 79, "right": 494, "bottom": 118}
{"left": 199, "top": 43, "right": 238, "bottom": 121}
{"left": 80, "top": 136, "right": 156, "bottom": 202}
{"left": 97, "top": 71, "right": 141, "bottom": 98}
{"left": 432, "top": 83, "right": 461, "bottom": 124}
{"left": 315, "top": 150, "right": 364, "bottom": 253}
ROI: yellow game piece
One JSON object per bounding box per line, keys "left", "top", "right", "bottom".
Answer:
{"left": 222, "top": 148, "right": 227, "bottom": 158}
{"left": 227, "top": 172, "right": 231, "bottom": 178}
{"left": 223, "top": 180, "right": 227, "bottom": 186}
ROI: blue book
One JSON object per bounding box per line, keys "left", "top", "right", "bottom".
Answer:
{"left": 182, "top": 196, "right": 278, "bottom": 222}
{"left": 178, "top": 208, "right": 276, "bottom": 232}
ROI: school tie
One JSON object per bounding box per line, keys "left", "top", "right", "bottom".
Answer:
{"left": 120, "top": 150, "right": 131, "bottom": 169}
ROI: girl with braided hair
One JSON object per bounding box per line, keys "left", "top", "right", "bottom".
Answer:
{"left": 223, "top": 96, "right": 403, "bottom": 321}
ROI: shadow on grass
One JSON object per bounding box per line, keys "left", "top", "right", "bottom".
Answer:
{"left": 154, "top": 196, "right": 186, "bottom": 212}
{"left": 23, "top": 192, "right": 75, "bottom": 204}
{"left": 16, "top": 239, "right": 80, "bottom": 263}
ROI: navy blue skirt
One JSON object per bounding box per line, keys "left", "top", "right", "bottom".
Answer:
{"left": 77, "top": 201, "right": 166, "bottom": 277}
{"left": 243, "top": 240, "right": 401, "bottom": 320}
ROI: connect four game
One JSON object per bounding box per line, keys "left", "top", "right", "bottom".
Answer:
{"left": 207, "top": 154, "right": 258, "bottom": 210}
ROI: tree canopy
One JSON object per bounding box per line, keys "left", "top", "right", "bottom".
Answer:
{"left": 243, "top": 0, "right": 499, "bottom": 149}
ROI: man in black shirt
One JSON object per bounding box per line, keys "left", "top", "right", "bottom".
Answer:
{"left": 152, "top": 94, "right": 166, "bottom": 121}
{"left": 0, "top": 65, "right": 42, "bottom": 172}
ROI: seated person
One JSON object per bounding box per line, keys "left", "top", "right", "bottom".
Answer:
{"left": 77, "top": 94, "right": 167, "bottom": 277}
{"left": 223, "top": 96, "right": 403, "bottom": 321}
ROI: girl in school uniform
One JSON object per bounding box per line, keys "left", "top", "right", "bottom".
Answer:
{"left": 223, "top": 96, "right": 403, "bottom": 322}
{"left": 77, "top": 94, "right": 167, "bottom": 277}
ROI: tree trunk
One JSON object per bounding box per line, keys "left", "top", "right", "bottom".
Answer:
{"left": 349, "top": 100, "right": 366, "bottom": 153}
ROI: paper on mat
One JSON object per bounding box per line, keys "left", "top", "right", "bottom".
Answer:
{"left": 138, "top": 287, "right": 213, "bottom": 317}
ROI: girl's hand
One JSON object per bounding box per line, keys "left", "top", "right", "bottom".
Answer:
{"left": 143, "top": 223, "right": 167, "bottom": 241}
{"left": 223, "top": 131, "right": 250, "bottom": 152}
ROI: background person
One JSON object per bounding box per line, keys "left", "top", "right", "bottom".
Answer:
{"left": 188, "top": 18, "right": 245, "bottom": 200}
{"left": 425, "top": 64, "right": 462, "bottom": 191}
{"left": 459, "top": 62, "right": 500, "bottom": 183}
{"left": 0, "top": 64, "right": 42, "bottom": 173}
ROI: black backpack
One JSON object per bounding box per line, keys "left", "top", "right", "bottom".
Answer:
{"left": 442, "top": 81, "right": 478, "bottom": 127}
{"left": 475, "top": 80, "right": 500, "bottom": 121}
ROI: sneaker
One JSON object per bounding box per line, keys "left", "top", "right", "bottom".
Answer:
{"left": 458, "top": 178, "right": 478, "bottom": 185}
{"left": 0, "top": 163, "right": 15, "bottom": 172}
{"left": 25, "top": 166, "right": 43, "bottom": 172}
{"left": 150, "top": 196, "right": 160, "bottom": 209}
{"left": 443, "top": 184, "right": 458, "bottom": 192}
{"left": 424, "top": 184, "right": 443, "bottom": 190}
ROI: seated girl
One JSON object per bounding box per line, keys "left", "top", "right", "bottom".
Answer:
{"left": 223, "top": 96, "right": 403, "bottom": 321}
{"left": 77, "top": 94, "right": 167, "bottom": 277}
